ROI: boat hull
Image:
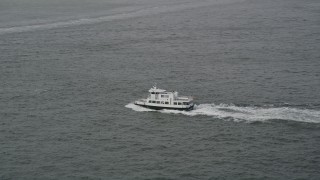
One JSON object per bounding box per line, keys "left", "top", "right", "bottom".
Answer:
{"left": 134, "top": 103, "right": 194, "bottom": 111}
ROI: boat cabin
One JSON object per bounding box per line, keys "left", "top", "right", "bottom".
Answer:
{"left": 147, "top": 86, "right": 193, "bottom": 105}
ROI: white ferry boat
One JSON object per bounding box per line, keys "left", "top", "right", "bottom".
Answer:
{"left": 134, "top": 85, "right": 194, "bottom": 111}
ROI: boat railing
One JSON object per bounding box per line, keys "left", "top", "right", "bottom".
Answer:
{"left": 176, "top": 96, "right": 193, "bottom": 101}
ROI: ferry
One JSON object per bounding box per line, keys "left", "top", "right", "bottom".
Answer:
{"left": 134, "top": 85, "right": 194, "bottom": 111}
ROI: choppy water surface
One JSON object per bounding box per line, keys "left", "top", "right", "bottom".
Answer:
{"left": 1, "top": 0, "right": 320, "bottom": 179}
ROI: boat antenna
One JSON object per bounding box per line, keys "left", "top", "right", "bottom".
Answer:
{"left": 153, "top": 83, "right": 157, "bottom": 89}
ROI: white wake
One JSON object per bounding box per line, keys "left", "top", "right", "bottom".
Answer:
{"left": 125, "top": 103, "right": 320, "bottom": 123}
{"left": 0, "top": 0, "right": 243, "bottom": 35}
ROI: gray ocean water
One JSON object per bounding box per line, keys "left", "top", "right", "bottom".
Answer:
{"left": 1, "top": 0, "right": 320, "bottom": 179}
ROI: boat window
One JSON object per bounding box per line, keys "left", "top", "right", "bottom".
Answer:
{"left": 178, "top": 102, "right": 182, "bottom": 105}
{"left": 156, "top": 101, "right": 160, "bottom": 104}
{"left": 152, "top": 101, "right": 156, "bottom": 103}
{"left": 183, "top": 102, "right": 189, "bottom": 105}
{"left": 151, "top": 92, "right": 155, "bottom": 94}
{"left": 149, "top": 100, "right": 152, "bottom": 103}
{"left": 161, "top": 101, "right": 164, "bottom": 104}
{"left": 174, "top": 102, "right": 177, "bottom": 105}
{"left": 165, "top": 102, "right": 169, "bottom": 104}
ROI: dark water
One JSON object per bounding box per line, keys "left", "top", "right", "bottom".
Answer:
{"left": 1, "top": 0, "right": 320, "bottom": 179}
